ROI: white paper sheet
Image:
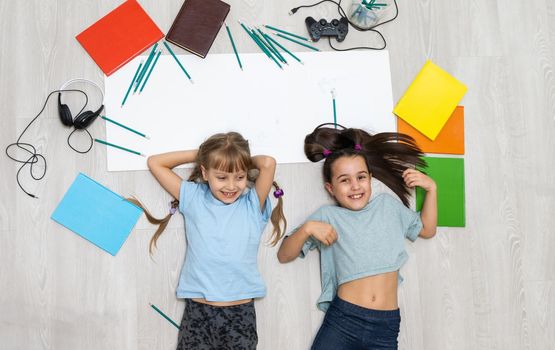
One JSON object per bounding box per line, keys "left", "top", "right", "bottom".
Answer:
{"left": 104, "top": 50, "right": 395, "bottom": 171}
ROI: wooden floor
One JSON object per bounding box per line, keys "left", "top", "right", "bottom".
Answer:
{"left": 1, "top": 0, "right": 554, "bottom": 349}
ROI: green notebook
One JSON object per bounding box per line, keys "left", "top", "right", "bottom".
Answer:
{"left": 416, "top": 157, "right": 465, "bottom": 227}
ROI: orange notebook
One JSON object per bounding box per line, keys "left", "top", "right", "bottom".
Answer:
{"left": 76, "top": 0, "right": 163, "bottom": 76}
{"left": 393, "top": 60, "right": 467, "bottom": 141}
{"left": 398, "top": 106, "right": 465, "bottom": 155}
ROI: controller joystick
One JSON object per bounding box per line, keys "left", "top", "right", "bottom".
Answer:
{"left": 305, "top": 16, "right": 349, "bottom": 42}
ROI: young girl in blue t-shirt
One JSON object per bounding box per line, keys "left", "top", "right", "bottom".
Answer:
{"left": 277, "top": 123, "right": 437, "bottom": 350}
{"left": 132, "top": 131, "right": 286, "bottom": 350}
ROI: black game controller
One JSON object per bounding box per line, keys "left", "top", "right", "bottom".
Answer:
{"left": 305, "top": 16, "right": 349, "bottom": 42}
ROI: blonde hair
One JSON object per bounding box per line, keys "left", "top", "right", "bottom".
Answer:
{"left": 188, "top": 131, "right": 252, "bottom": 182}
{"left": 135, "top": 132, "right": 287, "bottom": 254}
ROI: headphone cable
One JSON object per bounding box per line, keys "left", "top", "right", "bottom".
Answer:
{"left": 4, "top": 89, "right": 89, "bottom": 198}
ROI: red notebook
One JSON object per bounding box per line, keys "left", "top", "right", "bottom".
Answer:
{"left": 76, "top": 0, "right": 163, "bottom": 76}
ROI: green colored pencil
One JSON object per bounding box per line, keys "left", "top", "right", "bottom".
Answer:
{"left": 150, "top": 303, "right": 180, "bottom": 329}
{"left": 134, "top": 43, "right": 158, "bottom": 94}
{"left": 239, "top": 22, "right": 262, "bottom": 51}
{"left": 239, "top": 22, "right": 282, "bottom": 69}
{"left": 250, "top": 29, "right": 283, "bottom": 69}
{"left": 275, "top": 33, "right": 320, "bottom": 51}
{"left": 94, "top": 138, "right": 144, "bottom": 157}
{"left": 331, "top": 90, "right": 337, "bottom": 128}
{"left": 265, "top": 34, "right": 304, "bottom": 64}
{"left": 225, "top": 23, "right": 243, "bottom": 70}
{"left": 365, "top": 0, "right": 386, "bottom": 9}
{"left": 139, "top": 50, "right": 162, "bottom": 93}
{"left": 256, "top": 28, "right": 287, "bottom": 64}
{"left": 121, "top": 60, "right": 143, "bottom": 107}
{"left": 246, "top": 27, "right": 271, "bottom": 58}
{"left": 239, "top": 22, "right": 269, "bottom": 55}
{"left": 264, "top": 24, "right": 310, "bottom": 42}
{"left": 163, "top": 41, "right": 193, "bottom": 83}
{"left": 253, "top": 28, "right": 281, "bottom": 59}
{"left": 101, "top": 116, "right": 149, "bottom": 139}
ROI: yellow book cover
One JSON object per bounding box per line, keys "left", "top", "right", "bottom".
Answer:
{"left": 394, "top": 60, "right": 467, "bottom": 141}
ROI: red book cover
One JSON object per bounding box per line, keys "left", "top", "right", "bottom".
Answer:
{"left": 76, "top": 0, "right": 163, "bottom": 76}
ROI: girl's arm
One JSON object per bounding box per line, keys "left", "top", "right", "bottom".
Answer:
{"left": 147, "top": 150, "right": 198, "bottom": 199}
{"left": 402, "top": 169, "right": 438, "bottom": 238}
{"left": 277, "top": 221, "right": 337, "bottom": 263}
{"left": 251, "top": 155, "right": 276, "bottom": 211}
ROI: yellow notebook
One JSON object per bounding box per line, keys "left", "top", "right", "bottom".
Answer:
{"left": 394, "top": 60, "right": 467, "bottom": 141}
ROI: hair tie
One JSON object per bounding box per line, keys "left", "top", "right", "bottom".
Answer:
{"left": 354, "top": 144, "right": 362, "bottom": 151}
{"left": 169, "top": 200, "right": 179, "bottom": 215}
{"left": 322, "top": 149, "right": 332, "bottom": 157}
{"left": 273, "top": 188, "right": 284, "bottom": 198}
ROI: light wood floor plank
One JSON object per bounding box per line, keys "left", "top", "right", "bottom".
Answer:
{"left": 2, "top": 0, "right": 555, "bottom": 349}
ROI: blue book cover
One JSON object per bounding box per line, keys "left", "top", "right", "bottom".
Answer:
{"left": 51, "top": 173, "right": 143, "bottom": 256}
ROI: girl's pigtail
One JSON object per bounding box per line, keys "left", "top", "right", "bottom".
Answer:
{"left": 304, "top": 123, "right": 345, "bottom": 162}
{"left": 362, "top": 132, "right": 426, "bottom": 207}
{"left": 126, "top": 197, "right": 179, "bottom": 255}
{"left": 269, "top": 181, "right": 287, "bottom": 246}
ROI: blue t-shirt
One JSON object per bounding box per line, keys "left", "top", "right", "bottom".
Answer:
{"left": 292, "top": 193, "right": 422, "bottom": 311}
{"left": 177, "top": 181, "right": 271, "bottom": 301}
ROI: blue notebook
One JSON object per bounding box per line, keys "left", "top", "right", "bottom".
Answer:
{"left": 51, "top": 173, "right": 143, "bottom": 256}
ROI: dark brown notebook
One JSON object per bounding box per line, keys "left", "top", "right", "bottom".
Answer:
{"left": 166, "top": 0, "right": 230, "bottom": 58}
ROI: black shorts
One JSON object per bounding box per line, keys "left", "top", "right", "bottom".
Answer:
{"left": 176, "top": 299, "right": 257, "bottom": 350}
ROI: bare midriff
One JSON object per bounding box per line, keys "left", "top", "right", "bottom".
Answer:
{"left": 191, "top": 298, "right": 253, "bottom": 307}
{"left": 337, "top": 271, "right": 399, "bottom": 310}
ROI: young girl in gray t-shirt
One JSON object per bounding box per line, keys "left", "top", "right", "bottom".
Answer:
{"left": 278, "top": 123, "right": 437, "bottom": 350}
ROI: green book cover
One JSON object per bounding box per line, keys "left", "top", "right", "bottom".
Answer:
{"left": 416, "top": 157, "right": 465, "bottom": 227}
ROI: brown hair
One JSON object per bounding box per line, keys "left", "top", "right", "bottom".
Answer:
{"left": 136, "top": 132, "right": 286, "bottom": 254}
{"left": 126, "top": 198, "right": 178, "bottom": 254}
{"left": 304, "top": 123, "right": 425, "bottom": 207}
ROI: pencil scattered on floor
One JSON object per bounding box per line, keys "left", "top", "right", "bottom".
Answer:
{"left": 239, "top": 21, "right": 282, "bottom": 70}
{"left": 134, "top": 43, "right": 158, "bottom": 94}
{"left": 163, "top": 41, "right": 194, "bottom": 83}
{"left": 331, "top": 89, "right": 337, "bottom": 128}
{"left": 250, "top": 27, "right": 283, "bottom": 69}
{"left": 139, "top": 49, "right": 162, "bottom": 93}
{"left": 121, "top": 59, "right": 143, "bottom": 107}
{"left": 265, "top": 34, "right": 304, "bottom": 64}
{"left": 274, "top": 33, "right": 320, "bottom": 51}
{"left": 264, "top": 24, "right": 310, "bottom": 41}
{"left": 94, "top": 138, "right": 145, "bottom": 157}
{"left": 256, "top": 28, "right": 287, "bottom": 64}
{"left": 150, "top": 303, "right": 180, "bottom": 329}
{"left": 225, "top": 22, "right": 243, "bottom": 70}
{"left": 101, "top": 116, "right": 150, "bottom": 139}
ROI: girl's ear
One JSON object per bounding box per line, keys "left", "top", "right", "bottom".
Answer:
{"left": 200, "top": 165, "right": 208, "bottom": 181}
{"left": 325, "top": 182, "right": 334, "bottom": 197}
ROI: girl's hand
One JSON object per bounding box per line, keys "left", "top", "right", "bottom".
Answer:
{"left": 147, "top": 150, "right": 198, "bottom": 199}
{"left": 402, "top": 169, "right": 437, "bottom": 192}
{"left": 306, "top": 221, "right": 338, "bottom": 246}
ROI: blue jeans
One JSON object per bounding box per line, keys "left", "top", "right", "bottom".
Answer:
{"left": 311, "top": 296, "right": 401, "bottom": 350}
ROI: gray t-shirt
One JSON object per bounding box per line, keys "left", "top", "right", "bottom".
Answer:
{"left": 292, "top": 193, "right": 422, "bottom": 311}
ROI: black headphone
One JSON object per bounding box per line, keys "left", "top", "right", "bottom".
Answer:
{"left": 5, "top": 78, "right": 106, "bottom": 198}
{"left": 58, "top": 79, "right": 104, "bottom": 129}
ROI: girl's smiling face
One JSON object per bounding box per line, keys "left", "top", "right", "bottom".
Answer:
{"left": 202, "top": 166, "right": 248, "bottom": 204}
{"left": 325, "top": 155, "right": 372, "bottom": 211}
